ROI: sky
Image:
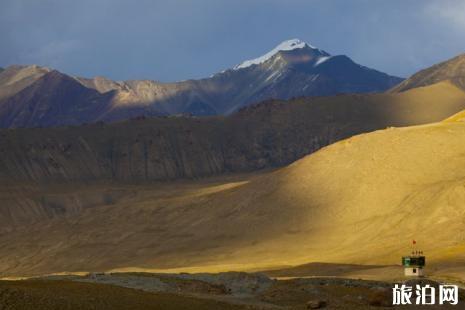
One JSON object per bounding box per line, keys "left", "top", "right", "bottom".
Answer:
{"left": 1, "top": 0, "right": 465, "bottom": 82}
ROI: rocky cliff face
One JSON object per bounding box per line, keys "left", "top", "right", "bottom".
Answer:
{"left": 1, "top": 80, "right": 465, "bottom": 183}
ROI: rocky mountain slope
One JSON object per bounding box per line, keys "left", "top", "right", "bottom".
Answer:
{"left": 0, "top": 70, "right": 116, "bottom": 128}
{"left": 2, "top": 51, "right": 465, "bottom": 278}
{"left": 0, "top": 39, "right": 403, "bottom": 127}
{"left": 391, "top": 53, "right": 465, "bottom": 92}
{"left": 0, "top": 64, "right": 51, "bottom": 101}
{"left": 0, "top": 81, "right": 464, "bottom": 183}
{"left": 3, "top": 103, "right": 465, "bottom": 276}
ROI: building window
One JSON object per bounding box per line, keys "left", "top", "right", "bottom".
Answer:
{"left": 413, "top": 268, "right": 416, "bottom": 273}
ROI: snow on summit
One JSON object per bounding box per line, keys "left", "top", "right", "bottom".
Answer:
{"left": 234, "top": 39, "right": 317, "bottom": 70}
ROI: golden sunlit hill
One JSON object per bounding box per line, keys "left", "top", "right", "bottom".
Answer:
{"left": 6, "top": 3, "right": 465, "bottom": 308}
{"left": 2, "top": 53, "right": 465, "bottom": 279}
{"left": 2, "top": 103, "right": 465, "bottom": 279}
{"left": 391, "top": 53, "right": 465, "bottom": 92}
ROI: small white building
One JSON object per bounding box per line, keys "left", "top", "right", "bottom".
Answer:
{"left": 402, "top": 252, "right": 425, "bottom": 277}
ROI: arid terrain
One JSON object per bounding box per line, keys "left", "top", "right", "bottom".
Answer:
{"left": 2, "top": 36, "right": 465, "bottom": 310}
{"left": 5, "top": 1, "right": 465, "bottom": 308}
{"left": 1, "top": 80, "right": 465, "bottom": 183}
{"left": 2, "top": 101, "right": 465, "bottom": 278}
{"left": 1, "top": 270, "right": 464, "bottom": 309}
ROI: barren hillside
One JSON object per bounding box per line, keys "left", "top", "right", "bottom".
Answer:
{"left": 2, "top": 100, "right": 465, "bottom": 277}
{"left": 0, "top": 81, "right": 464, "bottom": 183}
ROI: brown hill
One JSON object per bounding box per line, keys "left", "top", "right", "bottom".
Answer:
{"left": 0, "top": 81, "right": 464, "bottom": 183}
{"left": 0, "top": 65, "right": 51, "bottom": 101}
{"left": 0, "top": 70, "right": 115, "bottom": 128}
{"left": 391, "top": 53, "right": 465, "bottom": 92}
{"left": 2, "top": 89, "right": 465, "bottom": 277}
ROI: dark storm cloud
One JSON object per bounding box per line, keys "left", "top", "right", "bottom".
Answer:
{"left": 1, "top": 0, "right": 464, "bottom": 81}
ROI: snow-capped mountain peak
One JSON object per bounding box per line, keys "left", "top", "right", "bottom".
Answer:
{"left": 233, "top": 39, "right": 323, "bottom": 70}
{"left": 274, "top": 38, "right": 308, "bottom": 50}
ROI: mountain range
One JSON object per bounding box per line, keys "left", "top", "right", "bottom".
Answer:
{"left": 2, "top": 43, "right": 465, "bottom": 277}
{"left": 0, "top": 78, "right": 463, "bottom": 184}
{"left": 2, "top": 67, "right": 465, "bottom": 276}
{"left": 0, "top": 39, "right": 403, "bottom": 128}
{"left": 1, "top": 52, "right": 465, "bottom": 183}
